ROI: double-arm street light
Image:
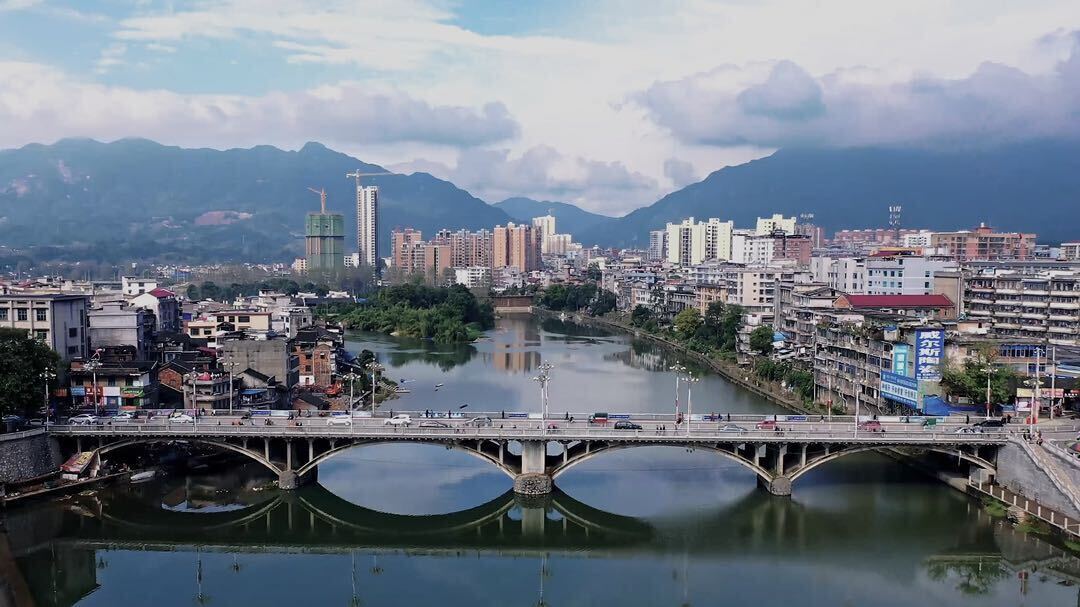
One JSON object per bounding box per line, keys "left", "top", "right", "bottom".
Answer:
{"left": 342, "top": 371, "right": 362, "bottom": 411}
{"left": 670, "top": 363, "right": 687, "bottom": 418}
{"left": 84, "top": 357, "right": 102, "bottom": 414}
{"left": 41, "top": 370, "right": 55, "bottom": 424}
{"left": 532, "top": 362, "right": 554, "bottom": 433}
{"left": 222, "top": 360, "right": 242, "bottom": 414}
{"left": 366, "top": 362, "right": 385, "bottom": 413}
{"left": 681, "top": 374, "right": 700, "bottom": 435}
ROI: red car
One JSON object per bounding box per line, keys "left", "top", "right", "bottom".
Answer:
{"left": 755, "top": 420, "right": 778, "bottom": 430}
{"left": 858, "top": 420, "right": 884, "bottom": 432}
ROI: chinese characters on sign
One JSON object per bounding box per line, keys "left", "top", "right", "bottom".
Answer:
{"left": 915, "top": 329, "right": 944, "bottom": 381}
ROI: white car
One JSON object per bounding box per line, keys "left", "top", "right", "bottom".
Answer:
{"left": 384, "top": 414, "right": 412, "bottom": 427}
{"left": 169, "top": 414, "right": 195, "bottom": 424}
{"left": 69, "top": 414, "right": 98, "bottom": 425}
{"left": 327, "top": 415, "right": 353, "bottom": 426}
{"left": 113, "top": 412, "right": 135, "bottom": 421}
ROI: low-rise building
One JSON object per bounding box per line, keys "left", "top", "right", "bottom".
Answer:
{"left": 0, "top": 293, "right": 90, "bottom": 360}
{"left": 833, "top": 294, "right": 956, "bottom": 320}
{"left": 88, "top": 301, "right": 154, "bottom": 359}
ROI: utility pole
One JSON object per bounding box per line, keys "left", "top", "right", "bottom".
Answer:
{"left": 1050, "top": 345, "right": 1057, "bottom": 420}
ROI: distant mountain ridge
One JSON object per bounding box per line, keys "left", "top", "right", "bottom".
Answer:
{"left": 0, "top": 138, "right": 512, "bottom": 263}
{"left": 580, "top": 142, "right": 1080, "bottom": 247}
{"left": 493, "top": 197, "right": 614, "bottom": 237}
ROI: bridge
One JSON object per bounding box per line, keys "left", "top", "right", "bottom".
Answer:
{"left": 48, "top": 412, "right": 1008, "bottom": 496}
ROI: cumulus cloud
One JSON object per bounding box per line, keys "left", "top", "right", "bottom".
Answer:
{"left": 663, "top": 158, "right": 697, "bottom": 188}
{"left": 0, "top": 62, "right": 518, "bottom": 149}
{"left": 393, "top": 145, "right": 658, "bottom": 214}
{"left": 636, "top": 34, "right": 1080, "bottom": 148}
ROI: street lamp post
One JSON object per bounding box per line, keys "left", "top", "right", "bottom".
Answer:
{"left": 670, "top": 363, "right": 687, "bottom": 420}
{"left": 84, "top": 359, "right": 102, "bottom": 414}
{"left": 366, "top": 362, "right": 384, "bottom": 413}
{"left": 223, "top": 361, "right": 241, "bottom": 415}
{"left": 682, "top": 375, "right": 699, "bottom": 436}
{"left": 342, "top": 372, "right": 361, "bottom": 411}
{"left": 533, "top": 362, "right": 554, "bottom": 433}
{"left": 41, "top": 370, "right": 55, "bottom": 424}
{"left": 984, "top": 365, "right": 993, "bottom": 420}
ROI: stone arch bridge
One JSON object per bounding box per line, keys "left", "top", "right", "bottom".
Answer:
{"left": 50, "top": 422, "right": 1005, "bottom": 496}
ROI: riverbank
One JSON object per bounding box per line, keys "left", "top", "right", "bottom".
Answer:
{"left": 540, "top": 309, "right": 816, "bottom": 415}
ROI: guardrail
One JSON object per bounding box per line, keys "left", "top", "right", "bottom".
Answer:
{"left": 47, "top": 422, "right": 1010, "bottom": 444}
{"left": 970, "top": 479, "right": 1080, "bottom": 538}
{"left": 0, "top": 427, "right": 46, "bottom": 442}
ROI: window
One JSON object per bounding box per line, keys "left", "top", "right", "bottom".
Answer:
{"left": 69, "top": 327, "right": 78, "bottom": 338}
{"left": 34, "top": 330, "right": 48, "bottom": 341}
{"left": 238, "top": 315, "right": 250, "bottom": 323}
{"left": 35, "top": 309, "right": 46, "bottom": 321}
{"left": 17, "top": 309, "right": 27, "bottom": 321}
{"left": 67, "top": 346, "right": 79, "bottom": 355}
{"left": 0, "top": 309, "right": 6, "bottom": 321}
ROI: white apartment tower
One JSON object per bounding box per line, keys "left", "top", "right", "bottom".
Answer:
{"left": 356, "top": 185, "right": 379, "bottom": 267}
{"left": 532, "top": 214, "right": 557, "bottom": 254}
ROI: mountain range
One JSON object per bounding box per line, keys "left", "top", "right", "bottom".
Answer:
{"left": 1, "top": 138, "right": 1078, "bottom": 265}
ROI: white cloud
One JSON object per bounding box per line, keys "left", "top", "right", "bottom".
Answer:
{"left": 663, "top": 158, "right": 698, "bottom": 188}
{"left": 635, "top": 35, "right": 1080, "bottom": 148}
{"left": 0, "top": 61, "right": 518, "bottom": 149}
{"left": 393, "top": 146, "right": 658, "bottom": 214}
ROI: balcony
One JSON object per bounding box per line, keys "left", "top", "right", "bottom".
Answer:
{"left": 967, "top": 308, "right": 991, "bottom": 316}
{"left": 1020, "top": 312, "right": 1047, "bottom": 320}
{"left": 1021, "top": 325, "right": 1048, "bottom": 332}
{"left": 1049, "top": 326, "right": 1074, "bottom": 334}
{"left": 994, "top": 322, "right": 1021, "bottom": 329}
{"left": 995, "top": 288, "right": 1019, "bottom": 295}
{"left": 994, "top": 311, "right": 1019, "bottom": 318}
{"left": 1020, "top": 289, "right": 1049, "bottom": 296}
{"left": 1048, "top": 314, "right": 1078, "bottom": 322}
{"left": 1049, "top": 301, "right": 1080, "bottom": 310}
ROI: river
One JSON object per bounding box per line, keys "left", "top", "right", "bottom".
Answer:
{"left": 2, "top": 316, "right": 1077, "bottom": 606}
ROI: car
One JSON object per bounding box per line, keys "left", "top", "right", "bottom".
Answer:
{"left": 858, "top": 420, "right": 884, "bottom": 432}
{"left": 588, "top": 413, "right": 610, "bottom": 424}
{"left": 614, "top": 420, "right": 642, "bottom": 430}
{"left": 718, "top": 424, "right": 747, "bottom": 433}
{"left": 113, "top": 412, "right": 135, "bottom": 421}
{"left": 384, "top": 414, "right": 412, "bottom": 427}
{"left": 419, "top": 420, "right": 449, "bottom": 428}
{"left": 955, "top": 426, "right": 983, "bottom": 434}
{"left": 26, "top": 418, "right": 46, "bottom": 427}
{"left": 466, "top": 416, "right": 493, "bottom": 427}
{"left": 975, "top": 419, "right": 1006, "bottom": 428}
{"left": 327, "top": 415, "right": 352, "bottom": 426}
{"left": 169, "top": 413, "right": 195, "bottom": 424}
{"left": 69, "top": 414, "right": 98, "bottom": 425}
{"left": 755, "top": 420, "right": 778, "bottom": 430}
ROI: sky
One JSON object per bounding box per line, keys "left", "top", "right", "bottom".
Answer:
{"left": 2, "top": 1, "right": 1080, "bottom": 216}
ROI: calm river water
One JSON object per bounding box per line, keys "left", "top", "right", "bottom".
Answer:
{"left": 3, "top": 316, "right": 1078, "bottom": 606}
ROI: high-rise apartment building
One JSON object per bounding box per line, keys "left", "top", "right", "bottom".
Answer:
{"left": 356, "top": 185, "right": 378, "bottom": 268}
{"left": 927, "top": 224, "right": 1037, "bottom": 261}
{"left": 648, "top": 230, "right": 667, "bottom": 261}
{"left": 305, "top": 211, "right": 345, "bottom": 274}
{"left": 391, "top": 228, "right": 424, "bottom": 274}
{"left": 705, "top": 219, "right": 734, "bottom": 260}
{"left": 666, "top": 218, "right": 707, "bottom": 266}
{"left": 493, "top": 222, "right": 541, "bottom": 272}
{"left": 532, "top": 214, "right": 557, "bottom": 254}
{"left": 433, "top": 229, "right": 494, "bottom": 268}
{"left": 755, "top": 214, "right": 796, "bottom": 236}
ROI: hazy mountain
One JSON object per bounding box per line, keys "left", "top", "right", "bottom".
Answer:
{"left": 579, "top": 142, "right": 1080, "bottom": 247}
{"left": 0, "top": 138, "right": 512, "bottom": 263}
{"left": 493, "top": 197, "right": 614, "bottom": 237}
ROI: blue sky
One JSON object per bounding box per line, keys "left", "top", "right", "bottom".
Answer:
{"left": 2, "top": 1, "right": 1080, "bottom": 214}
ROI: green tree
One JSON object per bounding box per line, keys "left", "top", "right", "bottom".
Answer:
{"left": 585, "top": 264, "right": 602, "bottom": 282}
{"left": 0, "top": 328, "right": 60, "bottom": 418}
{"left": 185, "top": 284, "right": 200, "bottom": 300}
{"left": 591, "top": 289, "right": 617, "bottom": 316}
{"left": 200, "top": 281, "right": 221, "bottom": 301}
{"left": 673, "top": 307, "right": 702, "bottom": 339}
{"left": 940, "top": 347, "right": 1016, "bottom": 405}
{"left": 630, "top": 305, "right": 652, "bottom": 327}
{"left": 749, "top": 325, "right": 775, "bottom": 355}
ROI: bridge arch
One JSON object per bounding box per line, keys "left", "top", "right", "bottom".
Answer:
{"left": 294, "top": 438, "right": 517, "bottom": 479}
{"left": 95, "top": 438, "right": 284, "bottom": 475}
{"left": 786, "top": 445, "right": 996, "bottom": 482}
{"left": 550, "top": 442, "right": 774, "bottom": 484}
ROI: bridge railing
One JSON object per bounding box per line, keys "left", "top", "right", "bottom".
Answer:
{"left": 47, "top": 422, "right": 1010, "bottom": 444}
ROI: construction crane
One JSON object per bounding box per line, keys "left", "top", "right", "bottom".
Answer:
{"left": 346, "top": 170, "right": 395, "bottom": 189}
{"left": 307, "top": 187, "right": 327, "bottom": 213}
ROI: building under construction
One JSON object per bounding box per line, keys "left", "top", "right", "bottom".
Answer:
{"left": 304, "top": 188, "right": 345, "bottom": 274}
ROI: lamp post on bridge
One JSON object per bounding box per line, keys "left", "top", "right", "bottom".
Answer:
{"left": 682, "top": 374, "right": 699, "bottom": 436}
{"left": 41, "top": 370, "right": 55, "bottom": 425}
{"left": 983, "top": 365, "right": 993, "bottom": 421}
{"left": 366, "top": 362, "right": 384, "bottom": 413}
{"left": 533, "top": 362, "right": 554, "bottom": 434}
{"left": 222, "top": 360, "right": 241, "bottom": 415}
{"left": 670, "top": 363, "right": 687, "bottom": 420}
{"left": 342, "top": 372, "right": 361, "bottom": 411}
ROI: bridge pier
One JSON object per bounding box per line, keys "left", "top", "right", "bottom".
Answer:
{"left": 515, "top": 440, "right": 553, "bottom": 495}
{"left": 278, "top": 467, "right": 318, "bottom": 490}
{"left": 759, "top": 475, "right": 792, "bottom": 497}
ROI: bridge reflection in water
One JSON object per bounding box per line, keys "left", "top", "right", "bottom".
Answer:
{"left": 4, "top": 476, "right": 1080, "bottom": 607}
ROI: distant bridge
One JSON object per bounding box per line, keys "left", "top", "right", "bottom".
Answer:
{"left": 49, "top": 413, "right": 1007, "bottom": 496}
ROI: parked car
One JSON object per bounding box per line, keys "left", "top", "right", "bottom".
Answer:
{"left": 858, "top": 420, "right": 884, "bottom": 432}
{"left": 466, "top": 416, "right": 493, "bottom": 427}
{"left": 169, "top": 413, "right": 195, "bottom": 424}
{"left": 419, "top": 420, "right": 449, "bottom": 428}
{"left": 69, "top": 414, "right": 98, "bottom": 425}
{"left": 755, "top": 420, "right": 778, "bottom": 430}
{"left": 955, "top": 426, "right": 983, "bottom": 434}
{"left": 614, "top": 420, "right": 642, "bottom": 430}
{"left": 588, "top": 412, "right": 610, "bottom": 424}
{"left": 327, "top": 415, "right": 352, "bottom": 426}
{"left": 718, "top": 424, "right": 748, "bottom": 433}
{"left": 113, "top": 412, "right": 135, "bottom": 421}
{"left": 27, "top": 418, "right": 46, "bottom": 427}
{"left": 384, "top": 414, "right": 412, "bottom": 427}
{"left": 975, "top": 419, "right": 1006, "bottom": 428}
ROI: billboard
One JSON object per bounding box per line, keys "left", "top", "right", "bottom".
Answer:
{"left": 915, "top": 329, "right": 944, "bottom": 381}
{"left": 880, "top": 371, "right": 919, "bottom": 408}
{"left": 892, "top": 344, "right": 909, "bottom": 377}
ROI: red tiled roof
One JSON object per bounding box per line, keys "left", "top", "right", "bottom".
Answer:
{"left": 148, "top": 287, "right": 175, "bottom": 298}
{"left": 841, "top": 294, "right": 953, "bottom": 308}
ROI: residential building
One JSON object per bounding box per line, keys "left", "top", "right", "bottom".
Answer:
{"left": 833, "top": 294, "right": 956, "bottom": 320}
{"left": 665, "top": 218, "right": 707, "bottom": 266}
{"left": 755, "top": 214, "right": 796, "bottom": 236}
{"left": 88, "top": 301, "right": 153, "bottom": 360}
{"left": 356, "top": 184, "right": 378, "bottom": 268}
{"left": 927, "top": 224, "right": 1036, "bottom": 261}
{"left": 344, "top": 252, "right": 361, "bottom": 268}
{"left": 730, "top": 231, "right": 775, "bottom": 265}
{"left": 69, "top": 357, "right": 158, "bottom": 410}
{"left": 1061, "top": 242, "right": 1080, "bottom": 261}
{"left": 391, "top": 228, "right": 424, "bottom": 273}
{"left": 305, "top": 206, "right": 346, "bottom": 273}
{"left": 423, "top": 243, "right": 453, "bottom": 282}
{"left": 121, "top": 276, "right": 158, "bottom": 297}
{"left": 648, "top": 230, "right": 666, "bottom": 261}
{"left": 902, "top": 230, "right": 934, "bottom": 249}
{"left": 705, "top": 219, "right": 734, "bottom": 261}
{"left": 493, "top": 222, "right": 541, "bottom": 272}
{"left": 210, "top": 310, "right": 273, "bottom": 336}
{"left": 0, "top": 293, "right": 89, "bottom": 359}
{"left": 291, "top": 257, "right": 307, "bottom": 274}
{"left": 810, "top": 256, "right": 866, "bottom": 293}
{"left": 864, "top": 253, "right": 958, "bottom": 295}
{"left": 532, "top": 214, "right": 557, "bottom": 254}
{"left": 545, "top": 234, "right": 573, "bottom": 256}
{"left": 130, "top": 288, "right": 181, "bottom": 333}
{"left": 454, "top": 266, "right": 492, "bottom": 289}
{"left": 963, "top": 270, "right": 1080, "bottom": 346}
{"left": 432, "top": 228, "right": 494, "bottom": 268}
{"left": 220, "top": 337, "right": 299, "bottom": 388}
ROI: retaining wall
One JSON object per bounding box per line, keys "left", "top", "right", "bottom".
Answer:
{"left": 0, "top": 429, "right": 61, "bottom": 485}
{"left": 995, "top": 440, "right": 1080, "bottom": 519}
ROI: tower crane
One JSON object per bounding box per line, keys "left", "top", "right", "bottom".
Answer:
{"left": 307, "top": 187, "right": 327, "bottom": 213}
{"left": 346, "top": 170, "right": 395, "bottom": 189}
